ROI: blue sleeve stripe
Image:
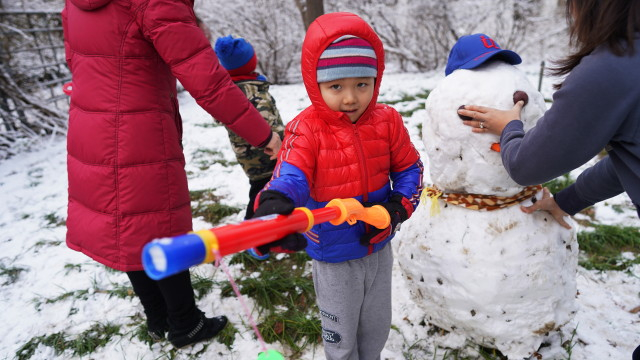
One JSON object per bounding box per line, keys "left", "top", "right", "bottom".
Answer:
{"left": 264, "top": 161, "right": 310, "bottom": 207}
{"left": 390, "top": 159, "right": 424, "bottom": 208}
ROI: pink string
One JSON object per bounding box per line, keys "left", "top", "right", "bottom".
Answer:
{"left": 213, "top": 249, "right": 268, "bottom": 353}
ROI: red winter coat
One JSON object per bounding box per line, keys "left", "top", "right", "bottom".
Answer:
{"left": 62, "top": 0, "right": 271, "bottom": 271}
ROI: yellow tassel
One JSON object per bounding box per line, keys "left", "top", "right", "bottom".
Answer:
{"left": 422, "top": 186, "right": 443, "bottom": 216}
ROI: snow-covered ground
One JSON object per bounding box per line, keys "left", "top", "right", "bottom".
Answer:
{"left": 0, "top": 68, "right": 638, "bottom": 359}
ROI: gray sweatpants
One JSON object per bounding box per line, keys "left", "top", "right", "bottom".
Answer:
{"left": 312, "top": 243, "right": 393, "bottom": 360}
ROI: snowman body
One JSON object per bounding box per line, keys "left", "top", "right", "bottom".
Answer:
{"left": 396, "top": 62, "right": 578, "bottom": 359}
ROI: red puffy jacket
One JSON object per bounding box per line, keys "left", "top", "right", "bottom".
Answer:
{"left": 279, "top": 12, "right": 420, "bottom": 202}
{"left": 62, "top": 0, "right": 271, "bottom": 271}
{"left": 264, "top": 12, "right": 423, "bottom": 263}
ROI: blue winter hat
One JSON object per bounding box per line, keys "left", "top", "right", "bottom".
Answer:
{"left": 214, "top": 35, "right": 257, "bottom": 74}
{"left": 445, "top": 33, "right": 521, "bottom": 76}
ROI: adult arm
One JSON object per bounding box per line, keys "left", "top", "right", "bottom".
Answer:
{"left": 498, "top": 51, "right": 629, "bottom": 186}
{"left": 522, "top": 157, "right": 624, "bottom": 228}
{"left": 554, "top": 156, "right": 624, "bottom": 215}
{"left": 140, "top": 0, "right": 272, "bottom": 148}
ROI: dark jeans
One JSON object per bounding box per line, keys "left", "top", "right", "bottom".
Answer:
{"left": 126, "top": 270, "right": 199, "bottom": 331}
{"left": 246, "top": 177, "right": 271, "bottom": 219}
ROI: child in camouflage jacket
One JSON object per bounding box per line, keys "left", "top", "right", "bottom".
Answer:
{"left": 213, "top": 35, "right": 285, "bottom": 219}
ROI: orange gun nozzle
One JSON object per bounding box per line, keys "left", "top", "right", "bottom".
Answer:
{"left": 326, "top": 198, "right": 390, "bottom": 229}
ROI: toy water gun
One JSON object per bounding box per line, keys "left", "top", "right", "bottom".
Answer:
{"left": 142, "top": 198, "right": 390, "bottom": 280}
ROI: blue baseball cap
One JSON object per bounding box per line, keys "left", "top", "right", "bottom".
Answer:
{"left": 445, "top": 33, "right": 522, "bottom": 76}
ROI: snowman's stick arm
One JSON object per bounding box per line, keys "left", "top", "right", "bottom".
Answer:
{"left": 142, "top": 198, "right": 390, "bottom": 280}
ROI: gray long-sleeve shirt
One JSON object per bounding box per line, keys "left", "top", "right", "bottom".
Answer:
{"left": 500, "top": 36, "right": 640, "bottom": 216}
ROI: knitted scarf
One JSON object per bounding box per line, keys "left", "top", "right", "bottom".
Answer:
{"left": 423, "top": 184, "right": 542, "bottom": 212}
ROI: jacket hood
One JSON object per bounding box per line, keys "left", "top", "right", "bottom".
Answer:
{"left": 69, "top": 0, "right": 113, "bottom": 11}
{"left": 301, "top": 12, "right": 385, "bottom": 122}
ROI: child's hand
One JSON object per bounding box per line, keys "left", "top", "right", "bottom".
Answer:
{"left": 520, "top": 187, "right": 572, "bottom": 229}
{"left": 252, "top": 190, "right": 307, "bottom": 255}
{"left": 264, "top": 131, "right": 282, "bottom": 160}
{"left": 458, "top": 101, "right": 524, "bottom": 136}
{"left": 360, "top": 194, "right": 410, "bottom": 246}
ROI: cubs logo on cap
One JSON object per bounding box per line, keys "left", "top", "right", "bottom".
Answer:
{"left": 445, "top": 33, "right": 522, "bottom": 76}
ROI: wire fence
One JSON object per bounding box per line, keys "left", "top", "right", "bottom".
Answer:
{"left": 0, "top": 10, "right": 69, "bottom": 159}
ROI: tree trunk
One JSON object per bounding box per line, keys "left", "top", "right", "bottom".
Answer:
{"left": 294, "top": 0, "right": 324, "bottom": 30}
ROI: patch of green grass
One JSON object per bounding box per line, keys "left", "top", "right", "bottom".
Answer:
{"left": 561, "top": 326, "right": 579, "bottom": 360}
{"left": 33, "top": 283, "right": 136, "bottom": 311}
{"left": 380, "top": 89, "right": 431, "bottom": 105}
{"left": 104, "top": 282, "right": 136, "bottom": 299}
{"left": 0, "top": 263, "right": 26, "bottom": 285}
{"left": 379, "top": 89, "right": 430, "bottom": 118}
{"left": 15, "top": 332, "right": 66, "bottom": 360}
{"left": 223, "top": 253, "right": 314, "bottom": 312}
{"left": 190, "top": 188, "right": 241, "bottom": 225}
{"left": 15, "top": 322, "right": 121, "bottom": 360}
{"left": 543, "top": 173, "right": 574, "bottom": 194}
{"left": 216, "top": 321, "right": 239, "bottom": 349}
{"left": 191, "top": 148, "right": 233, "bottom": 170}
{"left": 399, "top": 102, "right": 426, "bottom": 117}
{"left": 428, "top": 343, "right": 508, "bottom": 360}
{"left": 222, "top": 252, "right": 319, "bottom": 356}
{"left": 34, "top": 289, "right": 91, "bottom": 310}
{"left": 228, "top": 251, "right": 311, "bottom": 272}
{"left": 225, "top": 266, "right": 314, "bottom": 313}
{"left": 63, "top": 263, "right": 82, "bottom": 274}
{"left": 391, "top": 324, "right": 431, "bottom": 359}
{"left": 611, "top": 204, "right": 625, "bottom": 214}
{"left": 191, "top": 273, "right": 216, "bottom": 300}
{"left": 43, "top": 212, "right": 66, "bottom": 227}
{"left": 133, "top": 322, "right": 162, "bottom": 347}
{"left": 578, "top": 225, "right": 640, "bottom": 271}
{"left": 34, "top": 239, "right": 63, "bottom": 248}
{"left": 27, "top": 167, "right": 44, "bottom": 187}
{"left": 102, "top": 265, "right": 120, "bottom": 274}
{"left": 259, "top": 306, "right": 321, "bottom": 357}
{"left": 400, "top": 324, "right": 513, "bottom": 359}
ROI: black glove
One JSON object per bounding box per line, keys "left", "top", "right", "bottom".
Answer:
{"left": 252, "top": 190, "right": 307, "bottom": 255}
{"left": 360, "top": 194, "right": 411, "bottom": 246}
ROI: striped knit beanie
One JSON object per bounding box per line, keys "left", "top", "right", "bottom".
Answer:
{"left": 317, "top": 35, "right": 377, "bottom": 83}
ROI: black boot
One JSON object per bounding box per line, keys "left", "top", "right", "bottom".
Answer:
{"left": 126, "top": 271, "right": 169, "bottom": 341}
{"left": 147, "top": 317, "right": 169, "bottom": 341}
{"left": 167, "top": 311, "right": 228, "bottom": 348}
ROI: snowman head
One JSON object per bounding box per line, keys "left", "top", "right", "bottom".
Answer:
{"left": 424, "top": 61, "right": 546, "bottom": 196}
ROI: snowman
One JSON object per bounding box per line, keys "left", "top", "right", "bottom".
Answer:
{"left": 395, "top": 34, "right": 578, "bottom": 359}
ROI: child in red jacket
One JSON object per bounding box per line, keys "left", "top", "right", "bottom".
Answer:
{"left": 253, "top": 12, "right": 423, "bottom": 359}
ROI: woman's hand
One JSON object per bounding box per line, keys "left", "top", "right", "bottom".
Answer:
{"left": 263, "top": 131, "right": 282, "bottom": 160}
{"left": 458, "top": 101, "right": 525, "bottom": 136}
{"left": 521, "top": 187, "right": 572, "bottom": 229}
